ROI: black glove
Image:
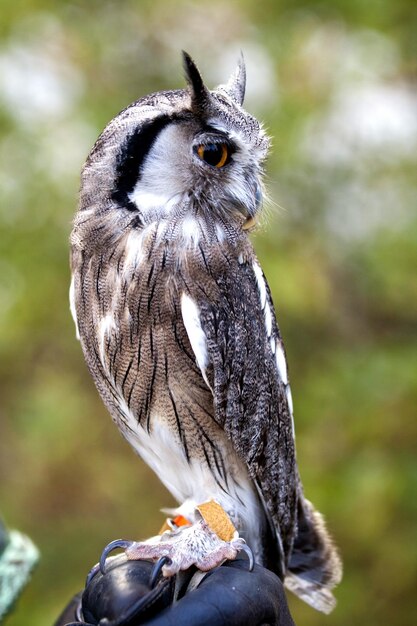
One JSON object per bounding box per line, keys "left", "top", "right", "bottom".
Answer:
{"left": 55, "top": 555, "right": 295, "bottom": 626}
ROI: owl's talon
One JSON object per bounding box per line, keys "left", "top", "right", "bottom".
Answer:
{"left": 150, "top": 555, "right": 172, "bottom": 588}
{"left": 99, "top": 539, "right": 134, "bottom": 574}
{"left": 238, "top": 542, "right": 254, "bottom": 571}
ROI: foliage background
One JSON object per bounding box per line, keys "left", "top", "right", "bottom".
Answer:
{"left": 0, "top": 1, "right": 416, "bottom": 624}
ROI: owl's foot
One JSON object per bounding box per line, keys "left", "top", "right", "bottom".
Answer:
{"left": 100, "top": 520, "right": 252, "bottom": 576}
{"left": 99, "top": 500, "right": 253, "bottom": 577}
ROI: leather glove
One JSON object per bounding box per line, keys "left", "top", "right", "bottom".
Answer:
{"left": 55, "top": 555, "right": 295, "bottom": 626}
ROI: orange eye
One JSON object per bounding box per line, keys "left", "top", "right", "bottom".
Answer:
{"left": 196, "top": 143, "right": 231, "bottom": 168}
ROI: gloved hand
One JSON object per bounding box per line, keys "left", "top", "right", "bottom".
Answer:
{"left": 55, "top": 555, "right": 295, "bottom": 626}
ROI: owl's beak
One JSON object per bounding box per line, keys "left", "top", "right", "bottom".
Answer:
{"left": 242, "top": 215, "right": 257, "bottom": 230}
{"left": 241, "top": 182, "right": 262, "bottom": 229}
{"left": 236, "top": 203, "right": 257, "bottom": 230}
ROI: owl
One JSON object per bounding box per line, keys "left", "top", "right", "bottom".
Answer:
{"left": 70, "top": 52, "right": 342, "bottom": 613}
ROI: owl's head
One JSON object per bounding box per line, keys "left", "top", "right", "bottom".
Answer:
{"left": 77, "top": 53, "right": 270, "bottom": 249}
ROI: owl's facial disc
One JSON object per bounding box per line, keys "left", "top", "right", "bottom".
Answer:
{"left": 120, "top": 115, "right": 264, "bottom": 230}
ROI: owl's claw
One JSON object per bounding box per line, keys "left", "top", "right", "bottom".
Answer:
{"left": 99, "top": 539, "right": 134, "bottom": 574}
{"left": 150, "top": 555, "right": 173, "bottom": 588}
{"left": 238, "top": 542, "right": 254, "bottom": 571}
{"left": 96, "top": 513, "right": 254, "bottom": 581}
{"left": 100, "top": 519, "right": 252, "bottom": 577}
{"left": 85, "top": 544, "right": 172, "bottom": 589}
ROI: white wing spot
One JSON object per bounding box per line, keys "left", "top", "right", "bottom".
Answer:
{"left": 286, "top": 384, "right": 294, "bottom": 416}
{"left": 181, "top": 293, "right": 211, "bottom": 390}
{"left": 275, "top": 341, "right": 288, "bottom": 385}
{"left": 253, "top": 262, "right": 272, "bottom": 338}
{"left": 264, "top": 302, "right": 272, "bottom": 337}
{"left": 69, "top": 275, "right": 80, "bottom": 340}
{"left": 252, "top": 263, "right": 290, "bottom": 391}
{"left": 252, "top": 262, "right": 267, "bottom": 309}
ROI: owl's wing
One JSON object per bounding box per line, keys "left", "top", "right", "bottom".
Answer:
{"left": 182, "top": 250, "right": 341, "bottom": 613}
{"left": 183, "top": 253, "right": 297, "bottom": 553}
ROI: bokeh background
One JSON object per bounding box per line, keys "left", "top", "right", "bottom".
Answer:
{"left": 0, "top": 1, "right": 416, "bottom": 624}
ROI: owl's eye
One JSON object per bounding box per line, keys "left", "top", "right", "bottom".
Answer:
{"left": 195, "top": 142, "right": 232, "bottom": 168}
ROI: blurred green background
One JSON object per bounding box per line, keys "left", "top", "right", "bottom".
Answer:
{"left": 0, "top": 1, "right": 416, "bottom": 624}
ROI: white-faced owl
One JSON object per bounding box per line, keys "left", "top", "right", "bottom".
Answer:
{"left": 70, "top": 52, "right": 342, "bottom": 613}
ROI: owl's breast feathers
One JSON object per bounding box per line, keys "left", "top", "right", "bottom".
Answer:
{"left": 71, "top": 221, "right": 296, "bottom": 555}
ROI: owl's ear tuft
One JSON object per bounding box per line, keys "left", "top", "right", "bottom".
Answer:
{"left": 223, "top": 53, "right": 246, "bottom": 106}
{"left": 182, "top": 51, "right": 211, "bottom": 113}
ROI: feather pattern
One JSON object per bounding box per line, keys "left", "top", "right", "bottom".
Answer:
{"left": 180, "top": 239, "right": 297, "bottom": 568}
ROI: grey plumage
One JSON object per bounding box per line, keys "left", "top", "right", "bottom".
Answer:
{"left": 70, "top": 52, "right": 342, "bottom": 613}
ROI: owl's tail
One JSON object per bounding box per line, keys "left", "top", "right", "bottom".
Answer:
{"left": 284, "top": 496, "right": 343, "bottom": 614}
